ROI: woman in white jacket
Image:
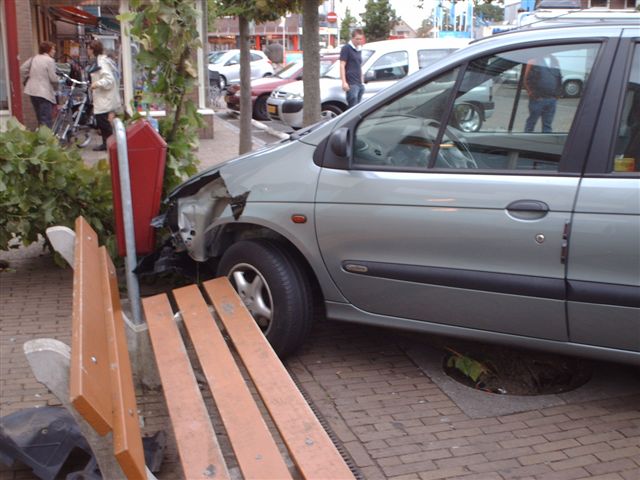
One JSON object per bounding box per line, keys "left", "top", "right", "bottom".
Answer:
{"left": 88, "top": 40, "right": 121, "bottom": 151}
{"left": 20, "top": 41, "right": 59, "bottom": 128}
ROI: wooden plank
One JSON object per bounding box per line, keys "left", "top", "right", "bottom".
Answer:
{"left": 70, "top": 217, "right": 112, "bottom": 435}
{"left": 142, "top": 293, "right": 230, "bottom": 480}
{"left": 100, "top": 248, "right": 146, "bottom": 480}
{"left": 203, "top": 278, "right": 354, "bottom": 480}
{"left": 174, "top": 285, "right": 293, "bottom": 480}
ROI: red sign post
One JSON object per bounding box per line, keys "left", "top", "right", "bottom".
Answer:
{"left": 327, "top": 11, "right": 338, "bottom": 23}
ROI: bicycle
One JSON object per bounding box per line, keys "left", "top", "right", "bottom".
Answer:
{"left": 52, "top": 72, "right": 95, "bottom": 148}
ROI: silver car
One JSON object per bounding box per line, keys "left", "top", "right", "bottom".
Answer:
{"left": 208, "top": 49, "right": 274, "bottom": 89}
{"left": 155, "top": 20, "right": 640, "bottom": 363}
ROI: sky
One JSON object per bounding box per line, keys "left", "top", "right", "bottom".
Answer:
{"left": 332, "top": 0, "right": 437, "bottom": 31}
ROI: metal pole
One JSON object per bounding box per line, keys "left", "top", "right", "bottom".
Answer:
{"left": 113, "top": 118, "right": 143, "bottom": 325}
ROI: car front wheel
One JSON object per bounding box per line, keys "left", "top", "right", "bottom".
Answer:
{"left": 217, "top": 239, "right": 313, "bottom": 357}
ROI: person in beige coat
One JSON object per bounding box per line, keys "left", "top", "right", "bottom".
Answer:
{"left": 88, "top": 39, "right": 121, "bottom": 151}
{"left": 20, "top": 41, "right": 59, "bottom": 128}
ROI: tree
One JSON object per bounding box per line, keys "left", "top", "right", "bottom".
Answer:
{"left": 211, "top": 1, "right": 301, "bottom": 154}
{"left": 126, "top": 0, "right": 204, "bottom": 194}
{"left": 340, "top": 7, "right": 356, "bottom": 43}
{"left": 360, "top": 0, "right": 399, "bottom": 42}
{"left": 475, "top": 3, "right": 504, "bottom": 22}
{"left": 302, "top": 0, "right": 321, "bottom": 127}
{"left": 416, "top": 18, "right": 434, "bottom": 38}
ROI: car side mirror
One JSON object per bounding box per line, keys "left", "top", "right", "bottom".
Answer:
{"left": 226, "top": 60, "right": 239, "bottom": 66}
{"left": 329, "top": 127, "right": 351, "bottom": 158}
{"left": 296, "top": 75, "right": 303, "bottom": 80}
{"left": 364, "top": 70, "right": 376, "bottom": 83}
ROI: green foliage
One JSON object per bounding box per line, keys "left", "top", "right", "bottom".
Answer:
{"left": 0, "top": 119, "right": 115, "bottom": 256}
{"left": 475, "top": 3, "right": 504, "bottom": 22}
{"left": 446, "top": 348, "right": 491, "bottom": 383}
{"left": 125, "top": 0, "right": 204, "bottom": 195}
{"left": 360, "top": 0, "right": 399, "bottom": 42}
{"left": 340, "top": 7, "right": 357, "bottom": 41}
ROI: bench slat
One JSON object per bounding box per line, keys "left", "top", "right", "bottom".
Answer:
{"left": 203, "top": 278, "right": 355, "bottom": 480}
{"left": 70, "top": 217, "right": 113, "bottom": 435}
{"left": 174, "top": 285, "right": 293, "bottom": 479}
{"left": 100, "top": 248, "right": 146, "bottom": 480}
{"left": 143, "top": 293, "right": 230, "bottom": 480}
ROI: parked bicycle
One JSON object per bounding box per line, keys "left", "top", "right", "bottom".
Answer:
{"left": 52, "top": 72, "right": 95, "bottom": 148}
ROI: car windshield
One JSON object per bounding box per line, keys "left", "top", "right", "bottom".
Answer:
{"left": 209, "top": 51, "right": 228, "bottom": 64}
{"left": 275, "top": 62, "right": 303, "bottom": 79}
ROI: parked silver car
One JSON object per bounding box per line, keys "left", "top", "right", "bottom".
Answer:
{"left": 208, "top": 49, "right": 274, "bottom": 89}
{"left": 267, "top": 38, "right": 494, "bottom": 132}
{"left": 154, "top": 20, "right": 640, "bottom": 363}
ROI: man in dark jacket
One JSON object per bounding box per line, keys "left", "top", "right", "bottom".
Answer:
{"left": 524, "top": 54, "right": 562, "bottom": 133}
{"left": 340, "top": 29, "right": 365, "bottom": 108}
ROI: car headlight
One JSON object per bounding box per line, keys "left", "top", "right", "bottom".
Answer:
{"left": 285, "top": 92, "right": 303, "bottom": 100}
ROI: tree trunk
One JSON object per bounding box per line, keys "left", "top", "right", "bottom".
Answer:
{"left": 238, "top": 15, "right": 253, "bottom": 154}
{"left": 302, "top": 0, "right": 321, "bottom": 127}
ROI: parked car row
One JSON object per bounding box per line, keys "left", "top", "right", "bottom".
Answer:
{"left": 224, "top": 54, "right": 339, "bottom": 121}
{"left": 152, "top": 18, "right": 640, "bottom": 364}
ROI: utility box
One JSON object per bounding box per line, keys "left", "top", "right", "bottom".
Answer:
{"left": 108, "top": 120, "right": 167, "bottom": 257}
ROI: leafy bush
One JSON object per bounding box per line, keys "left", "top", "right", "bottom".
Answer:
{"left": 0, "top": 119, "right": 115, "bottom": 255}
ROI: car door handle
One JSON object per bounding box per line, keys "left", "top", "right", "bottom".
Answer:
{"left": 506, "top": 200, "right": 549, "bottom": 220}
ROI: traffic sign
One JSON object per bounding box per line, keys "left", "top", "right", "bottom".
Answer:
{"left": 326, "top": 11, "right": 338, "bottom": 23}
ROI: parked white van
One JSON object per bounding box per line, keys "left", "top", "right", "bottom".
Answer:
{"left": 267, "top": 37, "right": 494, "bottom": 131}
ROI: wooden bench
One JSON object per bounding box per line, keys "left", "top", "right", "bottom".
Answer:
{"left": 25, "top": 217, "right": 354, "bottom": 479}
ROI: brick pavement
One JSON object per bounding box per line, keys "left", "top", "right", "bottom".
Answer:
{"left": 2, "top": 117, "right": 640, "bottom": 479}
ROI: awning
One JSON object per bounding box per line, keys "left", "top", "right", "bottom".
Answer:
{"left": 49, "top": 6, "right": 99, "bottom": 26}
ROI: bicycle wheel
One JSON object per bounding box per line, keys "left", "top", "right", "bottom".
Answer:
{"left": 54, "top": 110, "right": 74, "bottom": 145}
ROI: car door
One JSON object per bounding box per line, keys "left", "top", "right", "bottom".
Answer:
{"left": 315, "top": 38, "right": 612, "bottom": 341}
{"left": 567, "top": 32, "right": 640, "bottom": 352}
{"left": 363, "top": 50, "right": 410, "bottom": 100}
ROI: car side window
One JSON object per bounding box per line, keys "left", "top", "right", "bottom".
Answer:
{"left": 225, "top": 54, "right": 239, "bottom": 66}
{"left": 250, "top": 53, "right": 262, "bottom": 62}
{"left": 366, "top": 51, "right": 409, "bottom": 82}
{"left": 418, "top": 49, "right": 453, "bottom": 69}
{"left": 353, "top": 68, "right": 460, "bottom": 168}
{"left": 439, "top": 43, "right": 600, "bottom": 171}
{"left": 353, "top": 43, "right": 601, "bottom": 172}
{"left": 612, "top": 45, "right": 640, "bottom": 173}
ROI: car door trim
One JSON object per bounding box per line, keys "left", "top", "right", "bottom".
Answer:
{"left": 341, "top": 260, "right": 565, "bottom": 299}
{"left": 340, "top": 260, "right": 639, "bottom": 307}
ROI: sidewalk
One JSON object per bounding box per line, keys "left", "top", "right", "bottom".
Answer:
{"left": 2, "top": 119, "right": 640, "bottom": 480}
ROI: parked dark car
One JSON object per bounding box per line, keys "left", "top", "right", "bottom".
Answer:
{"left": 225, "top": 55, "right": 338, "bottom": 121}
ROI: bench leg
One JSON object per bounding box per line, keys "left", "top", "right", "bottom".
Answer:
{"left": 23, "top": 339, "right": 158, "bottom": 480}
{"left": 45, "top": 226, "right": 75, "bottom": 267}
{"left": 121, "top": 306, "right": 162, "bottom": 390}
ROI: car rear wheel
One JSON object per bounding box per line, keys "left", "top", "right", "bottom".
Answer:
{"left": 320, "top": 103, "right": 344, "bottom": 121}
{"left": 217, "top": 239, "right": 313, "bottom": 358}
{"left": 453, "top": 103, "right": 483, "bottom": 132}
{"left": 253, "top": 95, "right": 270, "bottom": 121}
{"left": 562, "top": 79, "right": 582, "bottom": 98}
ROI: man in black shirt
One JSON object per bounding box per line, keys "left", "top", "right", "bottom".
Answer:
{"left": 524, "top": 54, "right": 562, "bottom": 133}
{"left": 340, "top": 29, "right": 365, "bottom": 108}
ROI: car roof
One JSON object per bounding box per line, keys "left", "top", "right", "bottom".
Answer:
{"left": 515, "top": 9, "right": 640, "bottom": 29}
{"left": 360, "top": 37, "right": 472, "bottom": 52}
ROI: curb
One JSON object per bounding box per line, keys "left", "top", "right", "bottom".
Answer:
{"left": 225, "top": 109, "right": 290, "bottom": 141}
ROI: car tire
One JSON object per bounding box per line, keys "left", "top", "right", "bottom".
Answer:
{"left": 453, "top": 103, "right": 483, "bottom": 132}
{"left": 218, "top": 75, "right": 227, "bottom": 90}
{"left": 253, "top": 95, "right": 270, "bottom": 121}
{"left": 320, "top": 103, "right": 344, "bottom": 121}
{"left": 217, "top": 239, "right": 313, "bottom": 358}
{"left": 562, "top": 79, "right": 582, "bottom": 98}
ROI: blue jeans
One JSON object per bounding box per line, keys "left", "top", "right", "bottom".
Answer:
{"left": 346, "top": 83, "right": 365, "bottom": 108}
{"left": 525, "top": 97, "right": 557, "bottom": 133}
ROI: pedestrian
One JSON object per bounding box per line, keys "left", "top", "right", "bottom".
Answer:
{"left": 340, "top": 29, "right": 366, "bottom": 109}
{"left": 20, "top": 41, "right": 59, "bottom": 129}
{"left": 88, "top": 39, "right": 121, "bottom": 151}
{"left": 524, "top": 53, "right": 562, "bottom": 133}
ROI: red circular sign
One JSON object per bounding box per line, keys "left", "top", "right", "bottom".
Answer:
{"left": 326, "top": 11, "right": 338, "bottom": 23}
